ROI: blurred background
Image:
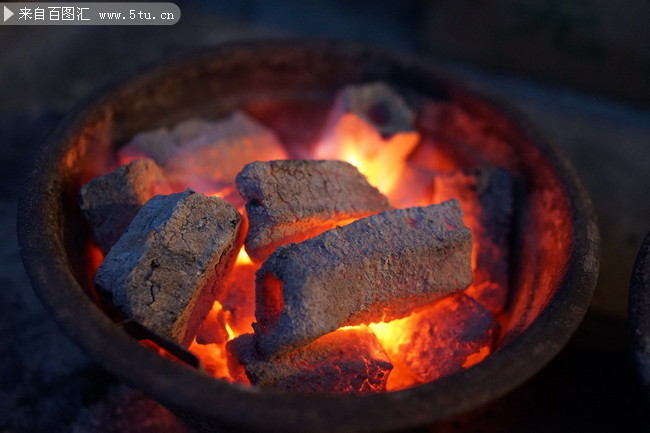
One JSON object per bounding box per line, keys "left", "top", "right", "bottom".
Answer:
{"left": 1, "top": 1, "right": 649, "bottom": 432}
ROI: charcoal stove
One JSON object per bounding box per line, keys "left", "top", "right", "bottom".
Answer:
{"left": 17, "top": 40, "right": 599, "bottom": 433}
{"left": 630, "top": 232, "right": 650, "bottom": 405}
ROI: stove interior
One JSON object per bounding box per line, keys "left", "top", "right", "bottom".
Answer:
{"left": 58, "top": 79, "right": 573, "bottom": 395}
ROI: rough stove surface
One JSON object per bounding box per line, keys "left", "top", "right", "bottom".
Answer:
{"left": 254, "top": 199, "right": 473, "bottom": 358}
{"left": 94, "top": 190, "right": 242, "bottom": 347}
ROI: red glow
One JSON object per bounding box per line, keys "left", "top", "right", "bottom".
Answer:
{"left": 83, "top": 92, "right": 572, "bottom": 392}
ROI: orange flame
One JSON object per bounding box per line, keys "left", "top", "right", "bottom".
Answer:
{"left": 236, "top": 248, "right": 253, "bottom": 266}
{"left": 314, "top": 112, "right": 419, "bottom": 195}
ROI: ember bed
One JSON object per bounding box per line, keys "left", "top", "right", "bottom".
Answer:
{"left": 18, "top": 40, "right": 599, "bottom": 433}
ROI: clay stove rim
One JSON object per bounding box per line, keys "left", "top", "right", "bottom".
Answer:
{"left": 630, "top": 232, "right": 650, "bottom": 401}
{"left": 17, "top": 40, "right": 600, "bottom": 433}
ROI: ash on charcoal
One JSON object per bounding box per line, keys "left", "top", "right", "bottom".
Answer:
{"left": 165, "top": 112, "right": 287, "bottom": 192}
{"left": 254, "top": 200, "right": 473, "bottom": 358}
{"left": 388, "top": 293, "right": 499, "bottom": 382}
{"left": 433, "top": 167, "right": 514, "bottom": 313}
{"left": 118, "top": 118, "right": 223, "bottom": 166}
{"left": 121, "top": 112, "right": 287, "bottom": 193}
{"left": 314, "top": 82, "right": 420, "bottom": 194}
{"left": 94, "top": 190, "right": 242, "bottom": 347}
{"left": 79, "top": 158, "right": 171, "bottom": 254}
{"left": 228, "top": 328, "right": 392, "bottom": 394}
{"left": 236, "top": 160, "right": 391, "bottom": 262}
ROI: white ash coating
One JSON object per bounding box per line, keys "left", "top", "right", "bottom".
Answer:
{"left": 94, "top": 190, "right": 242, "bottom": 347}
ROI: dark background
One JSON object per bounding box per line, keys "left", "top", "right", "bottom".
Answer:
{"left": 1, "top": 1, "right": 649, "bottom": 431}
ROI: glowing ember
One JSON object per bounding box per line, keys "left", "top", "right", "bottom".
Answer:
{"left": 195, "top": 301, "right": 229, "bottom": 345}
{"left": 314, "top": 82, "right": 420, "bottom": 195}
{"left": 236, "top": 160, "right": 390, "bottom": 262}
{"left": 253, "top": 201, "right": 472, "bottom": 359}
{"left": 433, "top": 168, "right": 514, "bottom": 314}
{"left": 236, "top": 248, "right": 253, "bottom": 266}
{"left": 315, "top": 120, "right": 418, "bottom": 195}
{"left": 84, "top": 83, "right": 517, "bottom": 393}
{"left": 94, "top": 191, "right": 243, "bottom": 347}
{"left": 228, "top": 328, "right": 392, "bottom": 394}
{"left": 120, "top": 112, "right": 288, "bottom": 195}
{"left": 218, "top": 251, "right": 257, "bottom": 336}
{"left": 370, "top": 294, "right": 499, "bottom": 385}
{"left": 189, "top": 339, "right": 234, "bottom": 381}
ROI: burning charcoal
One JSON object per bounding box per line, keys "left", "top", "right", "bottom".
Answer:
{"left": 165, "top": 112, "right": 287, "bottom": 192}
{"left": 79, "top": 158, "right": 172, "bottom": 254}
{"left": 381, "top": 293, "right": 499, "bottom": 383}
{"left": 433, "top": 167, "right": 514, "bottom": 313}
{"left": 228, "top": 328, "right": 392, "bottom": 394}
{"left": 314, "top": 82, "right": 420, "bottom": 194}
{"left": 236, "top": 160, "right": 391, "bottom": 262}
{"left": 119, "top": 112, "right": 288, "bottom": 193}
{"left": 95, "top": 190, "right": 243, "bottom": 347}
{"left": 254, "top": 200, "right": 473, "bottom": 358}
{"left": 118, "top": 118, "right": 222, "bottom": 166}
